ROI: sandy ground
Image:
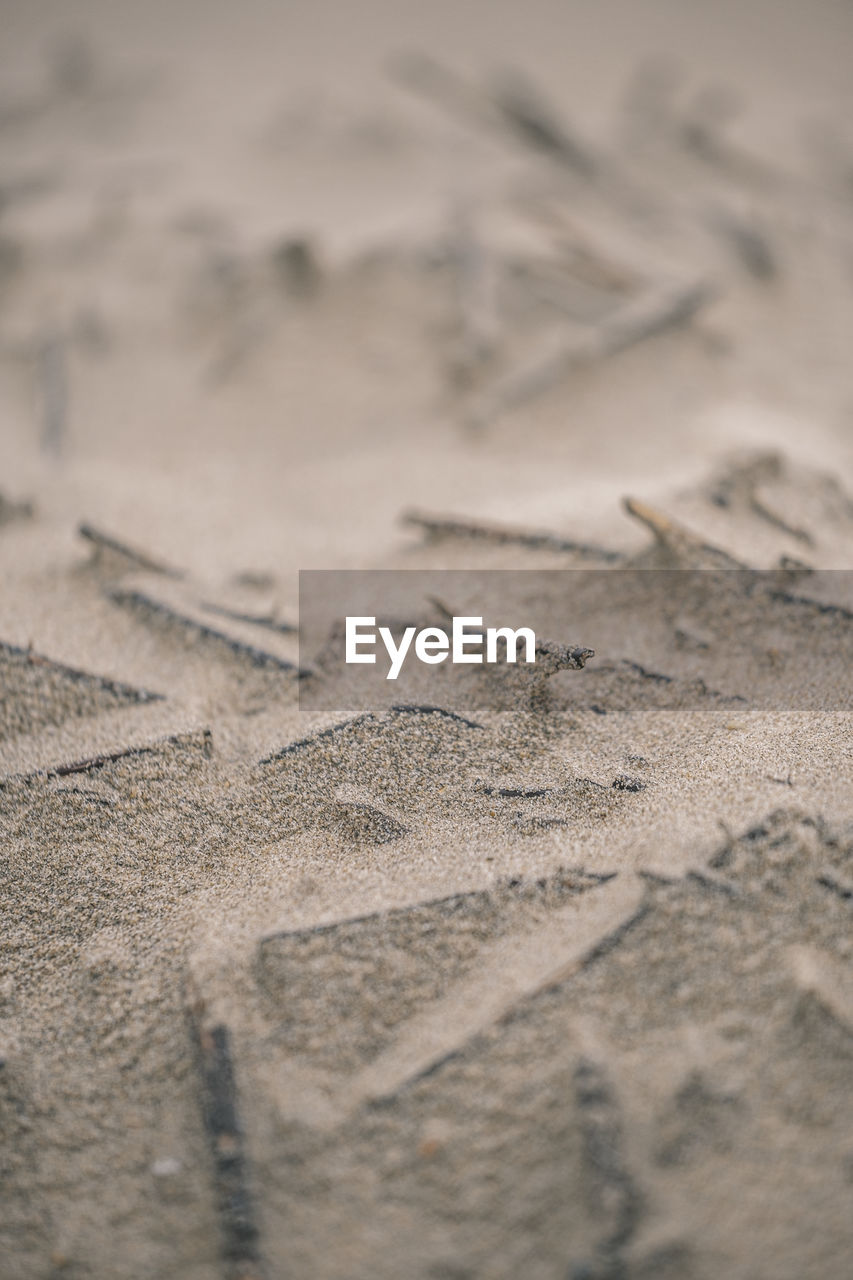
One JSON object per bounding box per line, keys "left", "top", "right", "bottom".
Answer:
{"left": 1, "top": 2, "right": 853, "bottom": 1277}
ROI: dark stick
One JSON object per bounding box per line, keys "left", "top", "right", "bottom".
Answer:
{"left": 200, "top": 602, "right": 296, "bottom": 634}
{"left": 258, "top": 713, "right": 377, "bottom": 763}
{"left": 571, "top": 1055, "right": 643, "bottom": 1278}
{"left": 816, "top": 867, "right": 853, "bottom": 901}
{"left": 490, "top": 67, "right": 597, "bottom": 176}
{"left": 79, "top": 522, "right": 184, "bottom": 577}
{"left": 258, "top": 886, "right": 488, "bottom": 950}
{"left": 389, "top": 704, "right": 484, "bottom": 729}
{"left": 390, "top": 53, "right": 596, "bottom": 177}
{"left": 1, "top": 729, "right": 213, "bottom": 786}
{"left": 403, "top": 509, "right": 623, "bottom": 563}
{"left": 469, "top": 281, "right": 711, "bottom": 428}
{"left": 766, "top": 590, "right": 853, "bottom": 621}
{"left": 186, "top": 988, "right": 265, "bottom": 1280}
{"left": 1, "top": 638, "right": 162, "bottom": 701}
{"left": 111, "top": 587, "right": 302, "bottom": 672}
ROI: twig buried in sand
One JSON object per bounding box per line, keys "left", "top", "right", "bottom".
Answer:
{"left": 617, "top": 659, "right": 674, "bottom": 685}
{"left": 475, "top": 782, "right": 553, "bottom": 798}
{"left": 200, "top": 602, "right": 296, "bottom": 634}
{"left": 489, "top": 66, "right": 597, "bottom": 176}
{"left": 708, "top": 209, "right": 777, "bottom": 281}
{"left": 766, "top": 590, "right": 853, "bottom": 621}
{"left": 686, "top": 868, "right": 741, "bottom": 898}
{"left": 186, "top": 986, "right": 265, "bottom": 1280}
{"left": 79, "top": 522, "right": 184, "bottom": 577}
{"left": 571, "top": 1047, "right": 643, "bottom": 1277}
{"left": 623, "top": 496, "right": 746, "bottom": 569}
{"left": 258, "top": 886, "right": 492, "bottom": 948}
{"left": 815, "top": 867, "right": 853, "bottom": 902}
{"left": 256, "top": 875, "right": 642, "bottom": 1132}
{"left": 258, "top": 713, "right": 378, "bottom": 763}
{"left": 446, "top": 206, "right": 501, "bottom": 389}
{"left": 1, "top": 728, "right": 213, "bottom": 786}
{"left": 1, "top": 638, "right": 162, "bottom": 701}
{"left": 390, "top": 53, "right": 595, "bottom": 177}
{"left": 511, "top": 813, "right": 568, "bottom": 831}
{"left": 345, "top": 874, "right": 646, "bottom": 1114}
{"left": 468, "top": 279, "right": 712, "bottom": 427}
{"left": 707, "top": 454, "right": 813, "bottom": 545}
{"left": 403, "top": 509, "right": 622, "bottom": 563}
{"left": 259, "top": 706, "right": 483, "bottom": 767}
{"left": 389, "top": 703, "right": 484, "bottom": 729}
{"left": 110, "top": 586, "right": 302, "bottom": 672}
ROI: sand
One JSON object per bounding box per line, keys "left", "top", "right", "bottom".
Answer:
{"left": 1, "top": 3, "right": 853, "bottom": 1277}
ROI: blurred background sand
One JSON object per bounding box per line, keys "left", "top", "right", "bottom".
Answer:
{"left": 2, "top": 0, "right": 852, "bottom": 590}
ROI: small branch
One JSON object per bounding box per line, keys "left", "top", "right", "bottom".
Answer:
{"left": 403, "top": 508, "right": 622, "bottom": 563}
{"left": 79, "top": 522, "right": 184, "bottom": 577}
{"left": 469, "top": 279, "right": 712, "bottom": 426}
{"left": 186, "top": 985, "right": 265, "bottom": 1280}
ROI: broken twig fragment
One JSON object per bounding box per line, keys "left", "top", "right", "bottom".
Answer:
{"left": 403, "top": 509, "right": 622, "bottom": 562}
{"left": 623, "top": 496, "right": 746, "bottom": 569}
{"left": 186, "top": 986, "right": 265, "bottom": 1280}
{"left": 79, "top": 523, "right": 183, "bottom": 577}
{"left": 110, "top": 584, "right": 301, "bottom": 672}
{"left": 490, "top": 67, "right": 596, "bottom": 176}
{"left": 345, "top": 875, "right": 646, "bottom": 1116}
{"left": 706, "top": 453, "right": 813, "bottom": 546}
{"left": 469, "top": 279, "right": 711, "bottom": 426}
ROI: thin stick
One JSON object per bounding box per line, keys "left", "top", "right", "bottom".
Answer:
{"left": 79, "top": 523, "right": 183, "bottom": 577}
{"left": 186, "top": 985, "right": 265, "bottom": 1280}
{"left": 345, "top": 875, "right": 646, "bottom": 1113}
{"left": 389, "top": 704, "right": 483, "bottom": 729}
{"left": 446, "top": 205, "right": 500, "bottom": 389}
{"left": 258, "top": 885, "right": 489, "bottom": 949}
{"left": 258, "top": 713, "right": 377, "bottom": 764}
{"left": 470, "top": 279, "right": 711, "bottom": 426}
{"left": 390, "top": 54, "right": 596, "bottom": 176}
{"left": 111, "top": 587, "right": 301, "bottom": 672}
{"left": 1, "top": 728, "right": 212, "bottom": 786}
{"left": 403, "top": 508, "right": 623, "bottom": 563}
{"left": 572, "top": 1048, "right": 642, "bottom": 1273}
{"left": 767, "top": 590, "right": 853, "bottom": 621}
{"left": 200, "top": 602, "right": 296, "bottom": 634}
{"left": 623, "top": 495, "right": 746, "bottom": 568}
{"left": 1, "top": 638, "right": 162, "bottom": 701}
{"left": 490, "top": 67, "right": 596, "bottom": 176}
{"left": 816, "top": 867, "right": 853, "bottom": 901}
